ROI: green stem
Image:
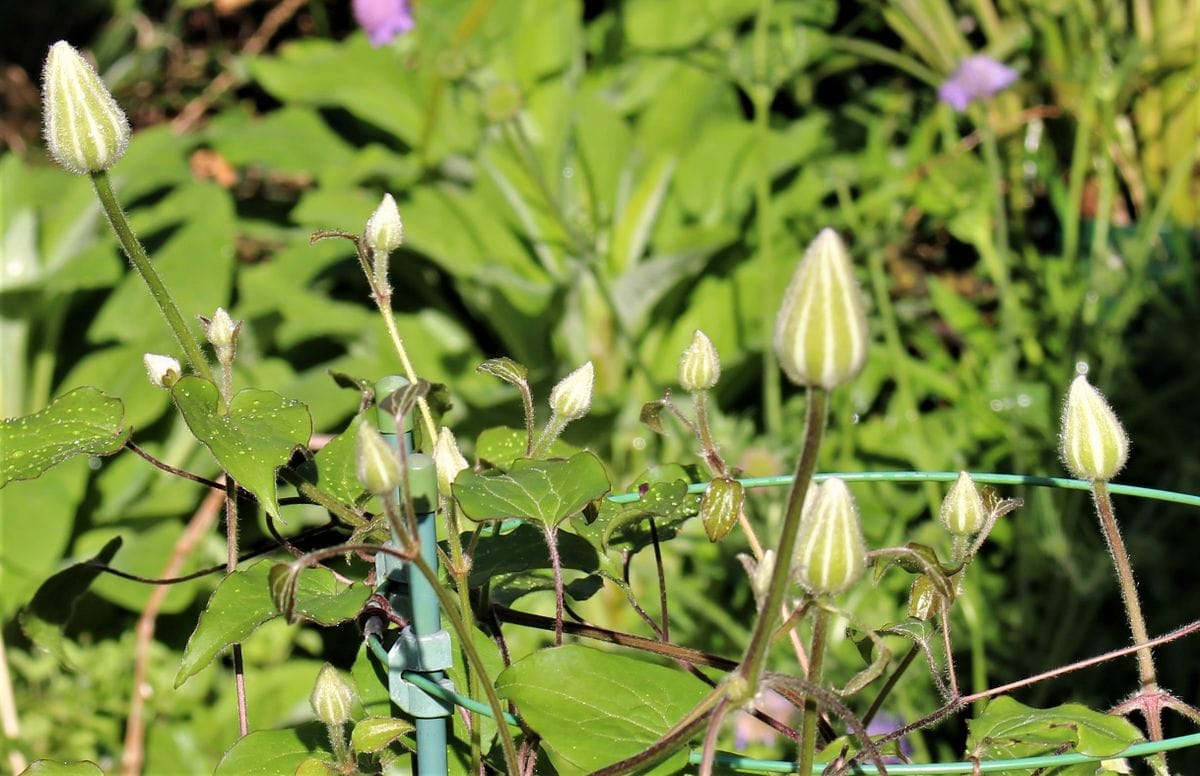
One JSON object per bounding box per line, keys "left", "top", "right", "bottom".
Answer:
{"left": 90, "top": 172, "right": 214, "bottom": 384}
{"left": 531, "top": 413, "right": 566, "bottom": 458}
{"left": 751, "top": 85, "right": 781, "bottom": 438}
{"left": 1092, "top": 484, "right": 1160, "bottom": 690}
{"left": 738, "top": 387, "right": 828, "bottom": 687}
{"left": 1062, "top": 92, "right": 1094, "bottom": 264}
{"left": 326, "top": 722, "right": 351, "bottom": 768}
{"left": 797, "top": 607, "right": 830, "bottom": 776}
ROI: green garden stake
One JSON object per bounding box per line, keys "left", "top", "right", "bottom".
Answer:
{"left": 374, "top": 376, "right": 452, "bottom": 776}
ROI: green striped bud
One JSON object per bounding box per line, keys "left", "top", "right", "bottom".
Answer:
{"left": 355, "top": 422, "right": 402, "bottom": 495}
{"left": 549, "top": 361, "right": 594, "bottom": 422}
{"left": 939, "top": 471, "right": 986, "bottom": 536}
{"left": 365, "top": 193, "right": 403, "bottom": 255}
{"left": 200, "top": 307, "right": 240, "bottom": 366}
{"left": 42, "top": 41, "right": 131, "bottom": 175}
{"left": 700, "top": 477, "right": 744, "bottom": 542}
{"left": 433, "top": 426, "right": 469, "bottom": 498}
{"left": 773, "top": 228, "right": 869, "bottom": 389}
{"left": 678, "top": 329, "right": 721, "bottom": 391}
{"left": 310, "top": 663, "right": 356, "bottom": 727}
{"left": 794, "top": 478, "right": 866, "bottom": 595}
{"left": 1060, "top": 376, "right": 1129, "bottom": 481}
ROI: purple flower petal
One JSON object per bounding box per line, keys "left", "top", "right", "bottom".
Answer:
{"left": 353, "top": 0, "right": 415, "bottom": 47}
{"left": 939, "top": 55, "right": 1018, "bottom": 112}
{"left": 866, "top": 712, "right": 913, "bottom": 761}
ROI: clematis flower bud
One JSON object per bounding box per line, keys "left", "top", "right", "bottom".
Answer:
{"left": 549, "top": 361, "right": 594, "bottom": 422}
{"left": 433, "top": 426, "right": 469, "bottom": 498}
{"left": 143, "top": 353, "right": 181, "bottom": 389}
{"left": 1060, "top": 375, "right": 1129, "bottom": 481}
{"left": 678, "top": 329, "right": 721, "bottom": 391}
{"left": 200, "top": 307, "right": 240, "bottom": 366}
{"left": 310, "top": 663, "right": 356, "bottom": 727}
{"left": 355, "top": 422, "right": 402, "bottom": 496}
{"left": 42, "top": 41, "right": 131, "bottom": 175}
{"left": 774, "top": 228, "right": 869, "bottom": 389}
{"left": 365, "top": 193, "right": 404, "bottom": 256}
{"left": 794, "top": 478, "right": 866, "bottom": 595}
{"left": 939, "top": 471, "right": 987, "bottom": 536}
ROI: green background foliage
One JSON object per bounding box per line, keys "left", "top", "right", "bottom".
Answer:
{"left": 1, "top": 0, "right": 1197, "bottom": 772}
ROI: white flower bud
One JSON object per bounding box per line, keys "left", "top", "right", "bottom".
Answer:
{"left": 549, "top": 361, "right": 594, "bottom": 422}
{"left": 939, "top": 471, "right": 987, "bottom": 536}
{"left": 42, "top": 41, "right": 131, "bottom": 175}
{"left": 200, "top": 307, "right": 240, "bottom": 365}
{"left": 310, "top": 663, "right": 356, "bottom": 727}
{"left": 794, "top": 478, "right": 866, "bottom": 595}
{"left": 678, "top": 329, "right": 721, "bottom": 391}
{"left": 143, "top": 353, "right": 181, "bottom": 389}
{"left": 1060, "top": 376, "right": 1129, "bottom": 481}
{"left": 773, "top": 228, "right": 869, "bottom": 389}
{"left": 433, "top": 426, "right": 469, "bottom": 498}
{"left": 365, "top": 193, "right": 403, "bottom": 256}
{"left": 355, "top": 422, "right": 402, "bottom": 495}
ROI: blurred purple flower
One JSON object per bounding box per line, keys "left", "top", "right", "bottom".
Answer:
{"left": 733, "top": 690, "right": 795, "bottom": 750}
{"left": 866, "top": 713, "right": 913, "bottom": 762}
{"left": 353, "top": 0, "right": 414, "bottom": 46}
{"left": 938, "top": 55, "right": 1018, "bottom": 112}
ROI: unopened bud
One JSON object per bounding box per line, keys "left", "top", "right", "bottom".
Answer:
{"left": 678, "top": 329, "right": 720, "bottom": 391}
{"left": 365, "top": 193, "right": 403, "bottom": 256}
{"left": 794, "top": 478, "right": 866, "bottom": 595}
{"left": 939, "top": 471, "right": 986, "bottom": 536}
{"left": 773, "top": 228, "right": 869, "bottom": 389}
{"left": 143, "top": 353, "right": 181, "bottom": 389}
{"left": 355, "top": 422, "right": 402, "bottom": 495}
{"left": 700, "top": 477, "right": 744, "bottom": 542}
{"left": 549, "top": 361, "right": 594, "bottom": 422}
{"left": 433, "top": 426, "right": 469, "bottom": 498}
{"left": 310, "top": 663, "right": 356, "bottom": 727}
{"left": 1060, "top": 376, "right": 1129, "bottom": 481}
{"left": 200, "top": 307, "right": 240, "bottom": 365}
{"left": 42, "top": 41, "right": 131, "bottom": 174}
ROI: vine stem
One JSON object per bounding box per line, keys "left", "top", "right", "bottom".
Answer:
{"left": 1092, "top": 482, "right": 1164, "bottom": 752}
{"left": 738, "top": 387, "right": 828, "bottom": 688}
{"left": 797, "top": 607, "right": 829, "bottom": 776}
{"left": 90, "top": 172, "right": 214, "bottom": 386}
{"left": 543, "top": 524, "right": 565, "bottom": 646}
{"left": 751, "top": 0, "right": 781, "bottom": 437}
{"left": 375, "top": 298, "right": 438, "bottom": 448}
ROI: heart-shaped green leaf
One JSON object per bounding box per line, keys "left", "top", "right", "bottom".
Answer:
{"left": 465, "top": 523, "right": 599, "bottom": 586}
{"left": 350, "top": 717, "right": 415, "bottom": 754}
{"left": 0, "top": 387, "right": 129, "bottom": 487}
{"left": 473, "top": 426, "right": 578, "bottom": 470}
{"left": 453, "top": 451, "right": 610, "bottom": 527}
{"left": 496, "top": 645, "right": 706, "bottom": 774}
{"left": 178, "top": 561, "right": 368, "bottom": 686}
{"left": 967, "top": 696, "right": 1143, "bottom": 762}
{"left": 171, "top": 376, "right": 312, "bottom": 517}
{"left": 213, "top": 725, "right": 331, "bottom": 776}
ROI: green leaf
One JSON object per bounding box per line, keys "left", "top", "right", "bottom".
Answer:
{"left": 213, "top": 725, "right": 331, "bottom": 776}
{"left": 496, "top": 645, "right": 707, "bottom": 774}
{"left": 571, "top": 479, "right": 698, "bottom": 555}
{"left": 350, "top": 717, "right": 415, "bottom": 754}
{"left": 18, "top": 761, "right": 105, "bottom": 776}
{"left": 473, "top": 426, "right": 578, "bottom": 470}
{"left": 19, "top": 537, "right": 122, "bottom": 666}
{"left": 296, "top": 415, "right": 368, "bottom": 508}
{"left": 171, "top": 376, "right": 312, "bottom": 517}
{"left": 0, "top": 387, "right": 129, "bottom": 487}
{"left": 292, "top": 565, "right": 371, "bottom": 625}
{"left": 466, "top": 523, "right": 599, "bottom": 587}
{"left": 476, "top": 357, "right": 529, "bottom": 386}
{"left": 180, "top": 561, "right": 369, "bottom": 686}
{"left": 177, "top": 561, "right": 276, "bottom": 687}
{"left": 453, "top": 451, "right": 610, "bottom": 526}
{"left": 967, "top": 696, "right": 1143, "bottom": 763}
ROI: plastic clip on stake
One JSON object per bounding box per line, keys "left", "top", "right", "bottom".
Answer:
{"left": 374, "top": 376, "right": 452, "bottom": 775}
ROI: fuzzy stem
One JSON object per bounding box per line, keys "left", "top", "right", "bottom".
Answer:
{"left": 90, "top": 172, "right": 215, "bottom": 385}
{"left": 532, "top": 413, "right": 567, "bottom": 459}
{"left": 543, "top": 524, "right": 565, "bottom": 646}
{"left": 797, "top": 607, "right": 830, "bottom": 776}
{"left": 738, "top": 388, "right": 828, "bottom": 687}
{"left": 1092, "top": 482, "right": 1163, "bottom": 745}
{"left": 697, "top": 697, "right": 732, "bottom": 776}
{"left": 223, "top": 478, "right": 249, "bottom": 737}
{"left": 326, "top": 722, "right": 351, "bottom": 767}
